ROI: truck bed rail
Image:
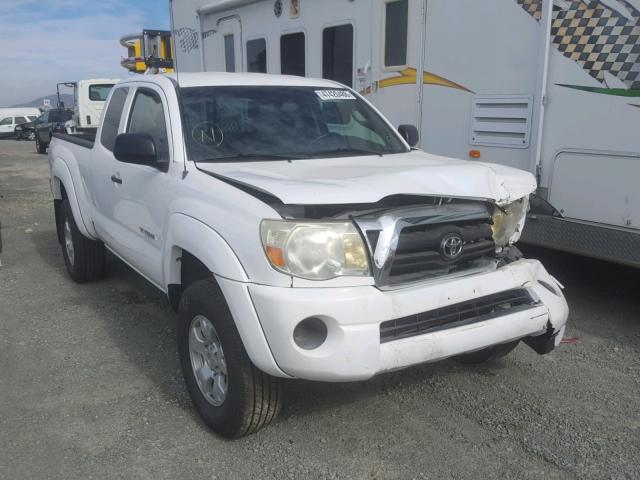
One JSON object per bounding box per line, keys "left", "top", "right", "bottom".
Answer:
{"left": 53, "top": 132, "right": 95, "bottom": 149}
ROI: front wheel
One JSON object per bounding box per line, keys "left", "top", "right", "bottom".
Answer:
{"left": 35, "top": 135, "right": 46, "bottom": 154}
{"left": 177, "top": 278, "right": 282, "bottom": 439}
{"left": 59, "top": 199, "right": 106, "bottom": 282}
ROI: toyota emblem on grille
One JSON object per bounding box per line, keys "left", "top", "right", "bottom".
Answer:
{"left": 440, "top": 233, "right": 464, "bottom": 260}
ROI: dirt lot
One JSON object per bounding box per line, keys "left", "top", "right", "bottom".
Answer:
{"left": 1, "top": 139, "right": 639, "bottom": 480}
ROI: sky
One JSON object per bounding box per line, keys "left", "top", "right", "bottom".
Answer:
{"left": 0, "top": 0, "right": 170, "bottom": 106}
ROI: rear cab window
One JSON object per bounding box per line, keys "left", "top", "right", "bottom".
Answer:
{"left": 100, "top": 87, "right": 129, "bottom": 151}
{"left": 49, "top": 111, "right": 72, "bottom": 123}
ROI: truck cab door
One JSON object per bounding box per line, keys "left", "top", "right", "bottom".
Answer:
{"left": 90, "top": 86, "right": 130, "bottom": 244}
{"left": 109, "top": 84, "right": 172, "bottom": 286}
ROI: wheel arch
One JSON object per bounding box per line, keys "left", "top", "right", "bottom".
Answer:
{"left": 164, "top": 213, "right": 249, "bottom": 301}
{"left": 165, "top": 214, "right": 286, "bottom": 378}
{"left": 50, "top": 159, "right": 97, "bottom": 239}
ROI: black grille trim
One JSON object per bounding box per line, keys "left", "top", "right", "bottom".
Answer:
{"left": 379, "top": 289, "right": 539, "bottom": 343}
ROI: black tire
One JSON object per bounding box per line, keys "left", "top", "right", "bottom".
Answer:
{"left": 177, "top": 278, "right": 282, "bottom": 439}
{"left": 453, "top": 340, "right": 520, "bottom": 365}
{"left": 36, "top": 134, "right": 46, "bottom": 154}
{"left": 59, "top": 199, "right": 106, "bottom": 282}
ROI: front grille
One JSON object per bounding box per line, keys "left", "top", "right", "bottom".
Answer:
{"left": 354, "top": 202, "right": 497, "bottom": 288}
{"left": 379, "top": 289, "right": 538, "bottom": 343}
{"left": 389, "top": 222, "right": 494, "bottom": 280}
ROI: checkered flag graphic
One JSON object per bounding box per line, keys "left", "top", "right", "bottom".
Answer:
{"left": 174, "top": 27, "right": 199, "bottom": 53}
{"left": 517, "top": 0, "right": 543, "bottom": 20}
{"left": 517, "top": 0, "right": 640, "bottom": 90}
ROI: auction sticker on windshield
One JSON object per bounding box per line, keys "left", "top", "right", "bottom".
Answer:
{"left": 315, "top": 90, "right": 356, "bottom": 101}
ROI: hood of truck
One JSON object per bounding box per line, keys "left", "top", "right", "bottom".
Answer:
{"left": 196, "top": 150, "right": 536, "bottom": 205}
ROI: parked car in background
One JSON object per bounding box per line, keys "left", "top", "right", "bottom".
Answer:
{"left": 35, "top": 108, "right": 72, "bottom": 153}
{"left": 14, "top": 115, "right": 43, "bottom": 140}
{"left": 0, "top": 110, "right": 39, "bottom": 139}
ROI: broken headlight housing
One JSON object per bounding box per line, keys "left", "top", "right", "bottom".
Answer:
{"left": 260, "top": 220, "right": 370, "bottom": 280}
{"left": 492, "top": 196, "right": 529, "bottom": 247}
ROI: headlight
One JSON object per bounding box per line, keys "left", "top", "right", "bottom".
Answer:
{"left": 492, "top": 196, "right": 529, "bottom": 247}
{"left": 260, "top": 220, "right": 370, "bottom": 280}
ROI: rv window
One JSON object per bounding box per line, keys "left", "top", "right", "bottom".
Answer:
{"left": 384, "top": 0, "right": 408, "bottom": 67}
{"left": 280, "top": 32, "right": 305, "bottom": 77}
{"left": 100, "top": 87, "right": 129, "bottom": 152}
{"left": 127, "top": 88, "right": 170, "bottom": 162}
{"left": 224, "top": 34, "right": 236, "bottom": 72}
{"left": 322, "top": 24, "right": 353, "bottom": 87}
{"left": 89, "top": 84, "right": 115, "bottom": 102}
{"left": 247, "top": 38, "right": 267, "bottom": 73}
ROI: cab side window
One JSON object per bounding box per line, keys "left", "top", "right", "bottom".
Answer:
{"left": 0, "top": 117, "right": 12, "bottom": 126}
{"left": 100, "top": 87, "right": 129, "bottom": 151}
{"left": 126, "top": 88, "right": 170, "bottom": 162}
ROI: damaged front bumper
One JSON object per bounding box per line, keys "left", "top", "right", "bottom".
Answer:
{"left": 234, "top": 258, "right": 568, "bottom": 381}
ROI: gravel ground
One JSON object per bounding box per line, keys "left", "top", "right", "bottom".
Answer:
{"left": 1, "top": 139, "right": 639, "bottom": 480}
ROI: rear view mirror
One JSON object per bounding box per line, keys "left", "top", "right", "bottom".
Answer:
{"left": 398, "top": 124, "right": 420, "bottom": 147}
{"left": 114, "top": 133, "right": 158, "bottom": 166}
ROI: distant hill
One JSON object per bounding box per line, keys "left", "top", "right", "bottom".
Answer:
{"left": 10, "top": 94, "right": 74, "bottom": 109}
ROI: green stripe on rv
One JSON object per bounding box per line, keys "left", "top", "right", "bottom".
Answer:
{"left": 556, "top": 84, "right": 640, "bottom": 98}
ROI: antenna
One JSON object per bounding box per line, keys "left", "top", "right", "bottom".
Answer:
{"left": 169, "top": 0, "right": 188, "bottom": 178}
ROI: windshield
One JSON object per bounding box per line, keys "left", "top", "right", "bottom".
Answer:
{"left": 179, "top": 86, "right": 408, "bottom": 162}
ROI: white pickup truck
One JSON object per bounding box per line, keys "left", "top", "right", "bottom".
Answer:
{"left": 49, "top": 73, "right": 569, "bottom": 438}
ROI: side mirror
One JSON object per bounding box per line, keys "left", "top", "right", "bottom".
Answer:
{"left": 398, "top": 124, "right": 420, "bottom": 147}
{"left": 114, "top": 133, "right": 158, "bottom": 166}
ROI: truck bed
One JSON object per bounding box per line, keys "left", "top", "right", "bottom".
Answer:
{"left": 53, "top": 132, "right": 95, "bottom": 149}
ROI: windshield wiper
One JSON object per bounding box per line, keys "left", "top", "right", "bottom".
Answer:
{"left": 196, "top": 153, "right": 309, "bottom": 162}
{"left": 312, "top": 147, "right": 384, "bottom": 158}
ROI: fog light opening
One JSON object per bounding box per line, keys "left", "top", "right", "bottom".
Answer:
{"left": 293, "top": 317, "right": 328, "bottom": 350}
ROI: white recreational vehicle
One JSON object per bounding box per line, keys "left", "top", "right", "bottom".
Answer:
{"left": 170, "top": 0, "right": 640, "bottom": 267}
{"left": 59, "top": 79, "right": 119, "bottom": 133}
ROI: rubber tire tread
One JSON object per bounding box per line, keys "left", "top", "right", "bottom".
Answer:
{"left": 59, "top": 199, "right": 106, "bottom": 283}
{"left": 453, "top": 340, "right": 520, "bottom": 365}
{"left": 177, "top": 278, "right": 282, "bottom": 439}
{"left": 36, "top": 135, "right": 46, "bottom": 154}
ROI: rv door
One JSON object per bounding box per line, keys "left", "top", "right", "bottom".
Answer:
{"left": 366, "top": 0, "right": 422, "bottom": 140}
{"left": 201, "top": 14, "right": 242, "bottom": 72}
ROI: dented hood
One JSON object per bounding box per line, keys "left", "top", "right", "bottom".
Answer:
{"left": 196, "top": 150, "right": 536, "bottom": 205}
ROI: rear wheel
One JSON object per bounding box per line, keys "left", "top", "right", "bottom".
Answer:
{"left": 453, "top": 340, "right": 520, "bottom": 365}
{"left": 177, "top": 278, "right": 282, "bottom": 439}
{"left": 59, "top": 199, "right": 106, "bottom": 282}
{"left": 35, "top": 134, "right": 46, "bottom": 154}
